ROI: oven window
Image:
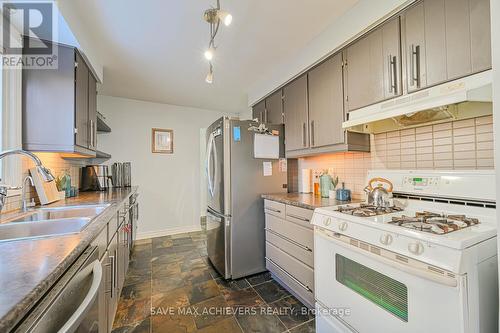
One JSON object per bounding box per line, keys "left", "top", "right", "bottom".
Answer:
{"left": 336, "top": 254, "right": 408, "bottom": 322}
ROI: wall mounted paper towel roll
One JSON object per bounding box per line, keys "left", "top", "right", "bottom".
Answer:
{"left": 300, "top": 169, "right": 312, "bottom": 193}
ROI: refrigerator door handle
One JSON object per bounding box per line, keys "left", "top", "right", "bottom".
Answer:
{"left": 206, "top": 132, "right": 218, "bottom": 198}
{"left": 207, "top": 206, "right": 230, "bottom": 219}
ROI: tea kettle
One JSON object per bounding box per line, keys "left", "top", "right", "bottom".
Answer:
{"left": 364, "top": 177, "right": 393, "bottom": 207}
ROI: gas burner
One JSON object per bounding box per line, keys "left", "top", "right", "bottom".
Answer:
{"left": 336, "top": 204, "right": 404, "bottom": 217}
{"left": 389, "top": 211, "right": 479, "bottom": 234}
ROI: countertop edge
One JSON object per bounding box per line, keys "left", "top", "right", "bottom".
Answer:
{"left": 261, "top": 193, "right": 358, "bottom": 210}
{"left": 0, "top": 187, "right": 138, "bottom": 332}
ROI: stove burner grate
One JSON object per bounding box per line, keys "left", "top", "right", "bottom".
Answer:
{"left": 336, "top": 204, "right": 404, "bottom": 217}
{"left": 389, "top": 211, "right": 479, "bottom": 234}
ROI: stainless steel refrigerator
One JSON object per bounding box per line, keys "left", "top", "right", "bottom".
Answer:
{"left": 206, "top": 117, "right": 287, "bottom": 279}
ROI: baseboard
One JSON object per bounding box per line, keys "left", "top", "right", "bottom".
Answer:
{"left": 136, "top": 225, "right": 202, "bottom": 240}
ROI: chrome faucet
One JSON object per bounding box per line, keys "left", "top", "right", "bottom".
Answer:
{"left": 21, "top": 175, "right": 35, "bottom": 212}
{"left": 0, "top": 149, "right": 55, "bottom": 212}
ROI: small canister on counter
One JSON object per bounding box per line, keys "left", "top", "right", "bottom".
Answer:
{"left": 336, "top": 182, "right": 351, "bottom": 201}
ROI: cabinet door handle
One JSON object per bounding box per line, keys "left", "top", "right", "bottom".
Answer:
{"left": 388, "top": 55, "right": 397, "bottom": 94}
{"left": 310, "top": 121, "right": 315, "bottom": 147}
{"left": 302, "top": 122, "right": 306, "bottom": 147}
{"left": 264, "top": 109, "right": 268, "bottom": 123}
{"left": 265, "top": 207, "right": 281, "bottom": 214}
{"left": 391, "top": 55, "right": 398, "bottom": 94}
{"left": 411, "top": 45, "right": 421, "bottom": 88}
{"left": 388, "top": 54, "right": 393, "bottom": 93}
{"left": 286, "top": 213, "right": 310, "bottom": 222}
{"left": 105, "top": 255, "right": 115, "bottom": 295}
{"left": 266, "top": 257, "right": 312, "bottom": 292}
{"left": 90, "top": 120, "right": 94, "bottom": 148}
{"left": 265, "top": 228, "right": 313, "bottom": 252}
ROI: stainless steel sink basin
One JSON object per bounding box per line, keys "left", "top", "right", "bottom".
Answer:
{"left": 0, "top": 218, "right": 92, "bottom": 242}
{"left": 7, "top": 204, "right": 110, "bottom": 223}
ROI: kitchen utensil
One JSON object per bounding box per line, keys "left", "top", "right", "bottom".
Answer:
{"left": 111, "top": 163, "right": 123, "bottom": 188}
{"left": 123, "top": 162, "right": 132, "bottom": 187}
{"left": 81, "top": 166, "right": 110, "bottom": 191}
{"left": 336, "top": 182, "right": 351, "bottom": 201}
{"left": 29, "top": 167, "right": 59, "bottom": 205}
{"left": 364, "top": 177, "right": 393, "bottom": 207}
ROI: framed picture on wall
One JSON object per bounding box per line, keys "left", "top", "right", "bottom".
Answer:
{"left": 152, "top": 128, "right": 174, "bottom": 154}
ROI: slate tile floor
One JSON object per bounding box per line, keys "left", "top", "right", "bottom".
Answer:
{"left": 112, "top": 231, "right": 315, "bottom": 333}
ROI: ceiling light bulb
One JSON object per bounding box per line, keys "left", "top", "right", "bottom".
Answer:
{"left": 218, "top": 10, "right": 232, "bottom": 26}
{"left": 204, "top": 47, "right": 215, "bottom": 61}
{"left": 205, "top": 70, "right": 213, "bottom": 84}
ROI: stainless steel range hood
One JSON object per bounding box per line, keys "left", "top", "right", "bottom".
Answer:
{"left": 343, "top": 70, "right": 492, "bottom": 133}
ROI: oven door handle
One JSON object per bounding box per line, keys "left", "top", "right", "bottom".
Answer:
{"left": 316, "top": 228, "right": 458, "bottom": 287}
{"left": 57, "top": 260, "right": 103, "bottom": 333}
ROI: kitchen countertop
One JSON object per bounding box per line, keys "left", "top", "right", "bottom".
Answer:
{"left": 0, "top": 187, "right": 138, "bottom": 332}
{"left": 262, "top": 192, "right": 360, "bottom": 210}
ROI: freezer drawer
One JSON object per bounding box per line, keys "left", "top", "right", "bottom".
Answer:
{"left": 266, "top": 241, "right": 314, "bottom": 292}
{"left": 265, "top": 229, "right": 313, "bottom": 267}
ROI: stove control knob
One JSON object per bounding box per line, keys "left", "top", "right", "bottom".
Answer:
{"left": 379, "top": 234, "right": 393, "bottom": 246}
{"left": 323, "top": 218, "right": 331, "bottom": 226}
{"left": 408, "top": 242, "right": 424, "bottom": 255}
{"left": 338, "top": 222, "right": 348, "bottom": 232}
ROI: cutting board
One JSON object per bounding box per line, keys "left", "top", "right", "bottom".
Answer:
{"left": 29, "top": 167, "right": 60, "bottom": 205}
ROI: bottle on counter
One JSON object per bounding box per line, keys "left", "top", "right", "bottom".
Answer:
{"left": 64, "top": 170, "right": 71, "bottom": 198}
{"left": 313, "top": 174, "right": 320, "bottom": 197}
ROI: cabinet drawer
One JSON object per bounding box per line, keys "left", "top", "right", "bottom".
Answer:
{"left": 266, "top": 230, "right": 313, "bottom": 268}
{"left": 285, "top": 205, "right": 313, "bottom": 229}
{"left": 264, "top": 200, "right": 286, "bottom": 219}
{"left": 266, "top": 258, "right": 314, "bottom": 308}
{"left": 265, "top": 214, "right": 313, "bottom": 252}
{"left": 266, "top": 242, "right": 314, "bottom": 292}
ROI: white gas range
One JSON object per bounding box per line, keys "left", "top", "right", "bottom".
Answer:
{"left": 312, "top": 170, "right": 498, "bottom": 333}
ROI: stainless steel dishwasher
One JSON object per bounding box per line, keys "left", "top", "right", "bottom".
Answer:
{"left": 15, "top": 246, "right": 103, "bottom": 333}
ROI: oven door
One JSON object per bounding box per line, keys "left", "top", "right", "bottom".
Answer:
{"left": 314, "top": 227, "right": 468, "bottom": 333}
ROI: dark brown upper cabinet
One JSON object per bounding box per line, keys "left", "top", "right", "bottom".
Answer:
{"left": 404, "top": 0, "right": 491, "bottom": 92}
{"left": 344, "top": 16, "right": 402, "bottom": 112}
{"left": 22, "top": 40, "right": 98, "bottom": 156}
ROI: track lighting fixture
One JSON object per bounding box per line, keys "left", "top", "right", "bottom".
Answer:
{"left": 203, "top": 0, "right": 232, "bottom": 83}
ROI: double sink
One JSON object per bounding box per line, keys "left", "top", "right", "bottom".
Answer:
{"left": 0, "top": 204, "right": 110, "bottom": 242}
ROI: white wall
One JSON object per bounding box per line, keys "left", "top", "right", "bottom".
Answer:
{"left": 97, "top": 95, "right": 236, "bottom": 238}
{"left": 247, "top": 0, "right": 411, "bottom": 105}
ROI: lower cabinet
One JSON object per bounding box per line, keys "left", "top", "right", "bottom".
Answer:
{"left": 107, "top": 231, "right": 119, "bottom": 332}
{"left": 264, "top": 199, "right": 314, "bottom": 308}
{"left": 92, "top": 202, "right": 132, "bottom": 333}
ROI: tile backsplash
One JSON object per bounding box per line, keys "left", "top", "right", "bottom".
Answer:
{"left": 372, "top": 115, "right": 494, "bottom": 170}
{"left": 2, "top": 153, "right": 85, "bottom": 212}
{"left": 298, "top": 115, "right": 494, "bottom": 200}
